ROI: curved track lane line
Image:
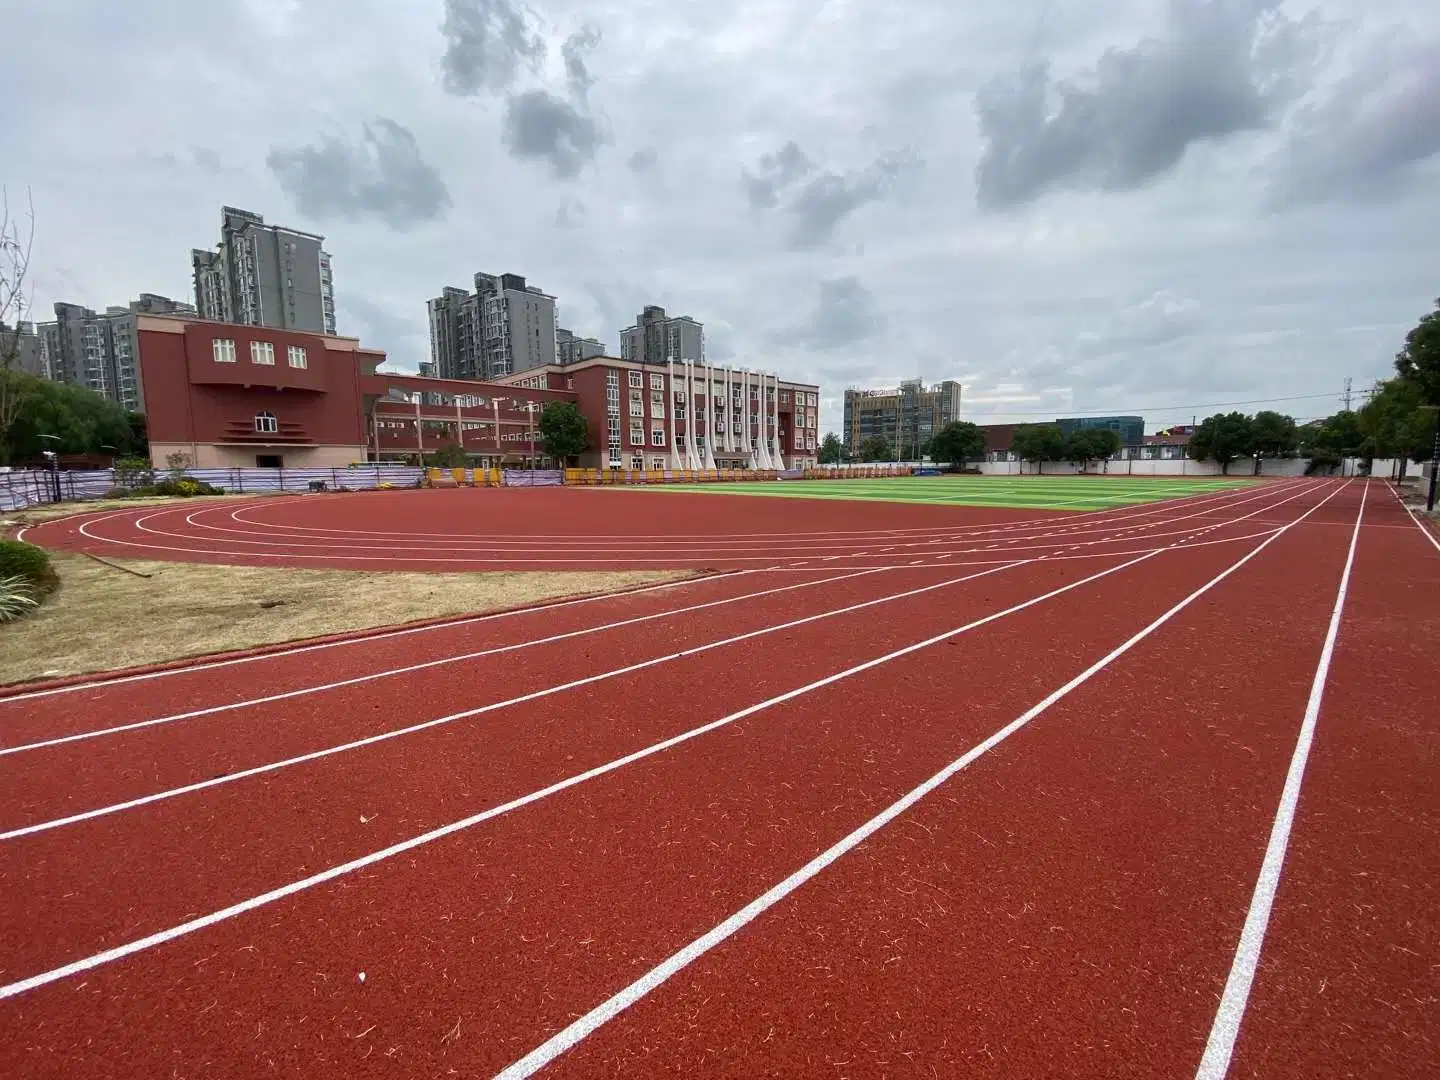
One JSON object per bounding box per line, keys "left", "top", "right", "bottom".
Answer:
{"left": 488, "top": 480, "right": 1353, "bottom": 1079}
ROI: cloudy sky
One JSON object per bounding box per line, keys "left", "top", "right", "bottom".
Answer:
{"left": 4, "top": 0, "right": 1438, "bottom": 432}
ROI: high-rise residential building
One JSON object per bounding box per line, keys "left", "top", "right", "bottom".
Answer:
{"left": 842, "top": 379, "right": 963, "bottom": 458}
{"left": 1, "top": 321, "right": 44, "bottom": 377}
{"left": 191, "top": 206, "right": 336, "bottom": 335}
{"left": 36, "top": 294, "right": 195, "bottom": 412}
{"left": 619, "top": 305, "right": 704, "bottom": 365}
{"left": 426, "top": 272, "right": 557, "bottom": 381}
{"left": 556, "top": 327, "right": 606, "bottom": 365}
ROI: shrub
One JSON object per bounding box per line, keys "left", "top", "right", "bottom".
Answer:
{"left": 112, "top": 456, "right": 155, "bottom": 491}
{"left": 0, "top": 538, "right": 53, "bottom": 589}
{"left": 0, "top": 575, "right": 39, "bottom": 623}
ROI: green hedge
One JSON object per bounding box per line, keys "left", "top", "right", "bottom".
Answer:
{"left": 0, "top": 538, "right": 53, "bottom": 588}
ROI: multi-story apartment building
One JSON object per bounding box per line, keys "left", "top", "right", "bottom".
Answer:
{"left": 496, "top": 356, "right": 820, "bottom": 471}
{"left": 1, "top": 321, "right": 43, "bottom": 377}
{"left": 427, "top": 272, "right": 558, "bottom": 381}
{"left": 618, "top": 305, "right": 704, "bottom": 365}
{"left": 35, "top": 294, "right": 195, "bottom": 411}
{"left": 842, "top": 379, "right": 962, "bottom": 458}
{"left": 191, "top": 206, "right": 337, "bottom": 335}
{"left": 556, "top": 327, "right": 606, "bottom": 365}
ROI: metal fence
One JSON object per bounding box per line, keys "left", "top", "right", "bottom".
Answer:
{"left": 0, "top": 466, "right": 426, "bottom": 512}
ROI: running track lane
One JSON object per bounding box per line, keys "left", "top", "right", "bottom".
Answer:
{"left": 0, "top": 485, "right": 1342, "bottom": 1076}
{"left": 1219, "top": 486, "right": 1440, "bottom": 1079}
{"left": 481, "top": 481, "right": 1368, "bottom": 1079}
{"left": 19, "top": 480, "right": 1289, "bottom": 572}
{"left": 0, "top": 480, "right": 1309, "bottom": 720}
{"left": 0, "top": 484, "right": 1329, "bottom": 974}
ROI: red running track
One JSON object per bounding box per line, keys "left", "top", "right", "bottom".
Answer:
{"left": 1, "top": 478, "right": 1435, "bottom": 1079}
{"left": 18, "top": 478, "right": 1306, "bottom": 571}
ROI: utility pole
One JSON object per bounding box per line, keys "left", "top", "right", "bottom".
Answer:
{"left": 1342, "top": 377, "right": 1353, "bottom": 412}
{"left": 1427, "top": 408, "right": 1440, "bottom": 513}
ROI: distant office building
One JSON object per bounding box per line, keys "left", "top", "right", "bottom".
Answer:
{"left": 427, "top": 272, "right": 557, "bottom": 381}
{"left": 556, "top": 327, "right": 606, "bottom": 365}
{"left": 1, "top": 321, "right": 44, "bottom": 377}
{"left": 192, "top": 206, "right": 337, "bottom": 335}
{"left": 619, "top": 305, "right": 704, "bottom": 365}
{"left": 35, "top": 293, "right": 194, "bottom": 411}
{"left": 842, "top": 379, "right": 963, "bottom": 458}
{"left": 1056, "top": 415, "right": 1144, "bottom": 446}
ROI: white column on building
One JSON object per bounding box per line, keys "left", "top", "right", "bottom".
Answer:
{"left": 721, "top": 367, "right": 734, "bottom": 457}
{"left": 752, "top": 369, "right": 772, "bottom": 469}
{"left": 667, "top": 358, "right": 686, "bottom": 471}
{"left": 770, "top": 373, "right": 787, "bottom": 468}
{"left": 701, "top": 361, "right": 718, "bottom": 471}
{"left": 683, "top": 360, "right": 701, "bottom": 470}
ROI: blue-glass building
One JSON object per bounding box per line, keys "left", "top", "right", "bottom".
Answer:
{"left": 1056, "top": 415, "right": 1144, "bottom": 446}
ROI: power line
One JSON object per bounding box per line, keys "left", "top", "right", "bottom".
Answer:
{"left": 961, "top": 391, "right": 1345, "bottom": 420}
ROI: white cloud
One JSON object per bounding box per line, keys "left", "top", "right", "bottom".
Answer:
{"left": 2, "top": 0, "right": 1437, "bottom": 435}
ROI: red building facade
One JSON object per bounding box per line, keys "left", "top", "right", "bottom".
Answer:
{"left": 135, "top": 315, "right": 820, "bottom": 470}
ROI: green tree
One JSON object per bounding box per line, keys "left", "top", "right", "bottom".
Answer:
{"left": 537, "top": 401, "right": 589, "bottom": 463}
{"left": 1, "top": 371, "right": 136, "bottom": 464}
{"left": 928, "top": 421, "right": 986, "bottom": 466}
{"left": 817, "top": 432, "right": 844, "bottom": 463}
{"left": 1010, "top": 424, "right": 1067, "bottom": 474}
{"left": 857, "top": 434, "right": 891, "bottom": 462}
{"left": 1299, "top": 411, "right": 1363, "bottom": 457}
{"left": 1358, "top": 378, "right": 1433, "bottom": 477}
{"left": 1394, "top": 297, "right": 1440, "bottom": 407}
{"left": 1188, "top": 412, "right": 1254, "bottom": 474}
{"left": 1064, "top": 428, "right": 1122, "bottom": 471}
{"left": 1248, "top": 410, "right": 1299, "bottom": 473}
{"left": 424, "top": 441, "right": 470, "bottom": 468}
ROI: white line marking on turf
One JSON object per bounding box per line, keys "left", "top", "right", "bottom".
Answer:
{"left": 1193, "top": 480, "right": 1367, "bottom": 1080}
{"left": 0, "top": 569, "right": 891, "bottom": 755}
{"left": 2, "top": 557, "right": 1054, "bottom": 840}
{"left": 489, "top": 480, "right": 1351, "bottom": 1080}
{"left": 0, "top": 546, "right": 1169, "bottom": 997}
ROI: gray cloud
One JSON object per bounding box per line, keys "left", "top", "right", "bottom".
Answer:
{"left": 554, "top": 200, "right": 585, "bottom": 228}
{"left": 502, "top": 89, "right": 604, "bottom": 178}
{"left": 1271, "top": 34, "right": 1440, "bottom": 204}
{"left": 439, "top": 0, "right": 546, "bottom": 96}
{"left": 975, "top": 0, "right": 1326, "bottom": 210}
{"left": 743, "top": 141, "right": 813, "bottom": 210}
{"left": 745, "top": 142, "right": 915, "bottom": 249}
{"left": 789, "top": 278, "right": 887, "bottom": 351}
{"left": 267, "top": 118, "right": 452, "bottom": 230}
{"left": 562, "top": 24, "right": 601, "bottom": 97}
{"left": 627, "top": 146, "right": 658, "bottom": 173}
{"left": 337, "top": 294, "right": 427, "bottom": 367}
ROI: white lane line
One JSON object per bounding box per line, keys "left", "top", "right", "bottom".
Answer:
{"left": 0, "top": 547, "right": 1165, "bottom": 999}
{"left": 1193, "top": 481, "right": 1368, "bottom": 1080}
{"left": 0, "top": 569, "right": 892, "bottom": 756}
{"left": 1, "top": 558, "right": 1053, "bottom": 840}
{"left": 1387, "top": 480, "right": 1440, "bottom": 557}
{"left": 489, "top": 480, "right": 1351, "bottom": 1080}
{"left": 0, "top": 571, "right": 741, "bottom": 705}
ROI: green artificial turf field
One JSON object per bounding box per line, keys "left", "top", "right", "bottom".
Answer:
{"left": 656, "top": 474, "right": 1256, "bottom": 511}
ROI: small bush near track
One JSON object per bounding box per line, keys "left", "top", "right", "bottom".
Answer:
{"left": 0, "top": 575, "right": 40, "bottom": 623}
{"left": 0, "top": 540, "right": 56, "bottom": 621}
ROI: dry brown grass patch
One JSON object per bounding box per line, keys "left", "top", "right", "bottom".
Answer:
{"left": 0, "top": 554, "right": 693, "bottom": 686}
